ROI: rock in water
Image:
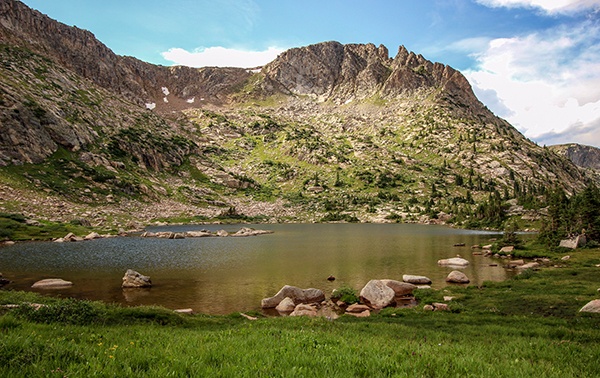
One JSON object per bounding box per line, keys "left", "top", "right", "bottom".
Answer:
{"left": 122, "top": 269, "right": 152, "bottom": 288}
{"left": 359, "top": 279, "right": 395, "bottom": 309}
{"left": 402, "top": 275, "right": 432, "bottom": 285}
{"left": 438, "top": 257, "right": 470, "bottom": 266}
{"left": 446, "top": 270, "right": 470, "bottom": 284}
{"left": 31, "top": 278, "right": 73, "bottom": 289}
{"left": 261, "top": 285, "right": 325, "bottom": 308}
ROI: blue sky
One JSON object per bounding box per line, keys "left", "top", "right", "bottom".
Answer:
{"left": 20, "top": 0, "right": 600, "bottom": 147}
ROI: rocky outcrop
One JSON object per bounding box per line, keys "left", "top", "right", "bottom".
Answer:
{"left": 261, "top": 285, "right": 325, "bottom": 308}
{"left": 262, "top": 41, "right": 484, "bottom": 111}
{"left": 559, "top": 235, "right": 586, "bottom": 249}
{"left": 121, "top": 269, "right": 152, "bottom": 288}
{"left": 31, "top": 278, "right": 73, "bottom": 289}
{"left": 550, "top": 144, "right": 600, "bottom": 172}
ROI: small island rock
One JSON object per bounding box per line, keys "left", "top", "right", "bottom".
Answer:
{"left": 403, "top": 274, "right": 432, "bottom": 285}
{"left": 438, "top": 257, "right": 469, "bottom": 266}
{"left": 446, "top": 270, "right": 470, "bottom": 284}
{"left": 122, "top": 269, "right": 152, "bottom": 288}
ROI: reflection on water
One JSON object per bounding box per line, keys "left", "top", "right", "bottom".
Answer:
{"left": 0, "top": 223, "right": 511, "bottom": 314}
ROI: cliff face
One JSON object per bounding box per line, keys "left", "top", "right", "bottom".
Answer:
{"left": 550, "top": 144, "right": 600, "bottom": 172}
{"left": 261, "top": 41, "right": 483, "bottom": 112}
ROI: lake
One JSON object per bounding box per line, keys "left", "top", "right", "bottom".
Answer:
{"left": 0, "top": 223, "right": 511, "bottom": 314}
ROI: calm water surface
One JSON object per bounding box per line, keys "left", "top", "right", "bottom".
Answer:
{"left": 0, "top": 223, "right": 510, "bottom": 314}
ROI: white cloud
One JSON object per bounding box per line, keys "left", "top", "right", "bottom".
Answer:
{"left": 463, "top": 23, "right": 600, "bottom": 147}
{"left": 475, "top": 0, "right": 600, "bottom": 14}
{"left": 161, "top": 46, "right": 285, "bottom": 68}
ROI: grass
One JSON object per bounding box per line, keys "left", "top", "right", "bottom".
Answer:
{"left": 1, "top": 248, "right": 600, "bottom": 376}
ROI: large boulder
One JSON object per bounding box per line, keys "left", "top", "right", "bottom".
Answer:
{"left": 261, "top": 285, "right": 325, "bottom": 308}
{"left": 359, "top": 280, "right": 395, "bottom": 309}
{"left": 380, "top": 279, "right": 417, "bottom": 296}
{"left": 402, "top": 274, "right": 432, "bottom": 285}
{"left": 122, "top": 269, "right": 152, "bottom": 288}
{"left": 438, "top": 257, "right": 469, "bottom": 266}
{"left": 559, "top": 235, "right": 586, "bottom": 249}
{"left": 579, "top": 299, "right": 600, "bottom": 313}
{"left": 446, "top": 270, "right": 470, "bottom": 284}
{"left": 31, "top": 278, "right": 73, "bottom": 289}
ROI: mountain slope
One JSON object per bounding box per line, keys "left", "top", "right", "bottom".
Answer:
{"left": 0, "top": 0, "right": 594, "bottom": 230}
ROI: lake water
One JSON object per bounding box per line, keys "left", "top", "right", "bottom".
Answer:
{"left": 0, "top": 223, "right": 511, "bottom": 314}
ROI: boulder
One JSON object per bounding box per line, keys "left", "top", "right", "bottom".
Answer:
{"left": 346, "top": 310, "right": 370, "bottom": 318}
{"left": 346, "top": 303, "right": 371, "bottom": 313}
{"left": 261, "top": 285, "right": 325, "bottom": 308}
{"left": 84, "top": 232, "right": 101, "bottom": 240}
{"left": 507, "top": 260, "right": 525, "bottom": 268}
{"left": 380, "top": 279, "right": 417, "bottom": 296}
{"left": 446, "top": 270, "right": 470, "bottom": 284}
{"left": 216, "top": 230, "right": 229, "bottom": 237}
{"left": 559, "top": 235, "right": 586, "bottom": 249}
{"left": 499, "top": 246, "right": 514, "bottom": 253}
{"left": 359, "top": 280, "right": 395, "bottom": 309}
{"left": 185, "top": 231, "right": 212, "bottom": 238}
{"left": 122, "top": 269, "right": 152, "bottom": 288}
{"left": 275, "top": 297, "right": 296, "bottom": 312}
{"left": 232, "top": 227, "right": 274, "bottom": 237}
{"left": 31, "top": 278, "right": 73, "bottom": 289}
{"left": 290, "top": 304, "right": 318, "bottom": 317}
{"left": 432, "top": 303, "right": 450, "bottom": 311}
{"left": 402, "top": 274, "right": 432, "bottom": 285}
{"left": 174, "top": 308, "right": 194, "bottom": 314}
{"left": 579, "top": 299, "right": 600, "bottom": 313}
{"left": 516, "top": 262, "right": 540, "bottom": 270}
{"left": 438, "top": 257, "right": 469, "bottom": 266}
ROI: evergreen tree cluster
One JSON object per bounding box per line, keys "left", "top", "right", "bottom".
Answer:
{"left": 539, "top": 184, "right": 600, "bottom": 246}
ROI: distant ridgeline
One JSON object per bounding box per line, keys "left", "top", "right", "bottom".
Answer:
{"left": 0, "top": 0, "right": 598, "bottom": 232}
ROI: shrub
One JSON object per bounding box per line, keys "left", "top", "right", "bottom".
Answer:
{"left": 331, "top": 286, "right": 359, "bottom": 304}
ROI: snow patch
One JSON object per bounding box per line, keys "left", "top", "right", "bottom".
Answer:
{"left": 163, "top": 97, "right": 169, "bottom": 103}
{"left": 161, "top": 87, "right": 170, "bottom": 96}
{"left": 186, "top": 97, "right": 195, "bottom": 104}
{"left": 145, "top": 103, "right": 156, "bottom": 110}
{"left": 247, "top": 68, "right": 262, "bottom": 74}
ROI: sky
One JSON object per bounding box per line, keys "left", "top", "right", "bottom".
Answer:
{"left": 20, "top": 0, "right": 600, "bottom": 148}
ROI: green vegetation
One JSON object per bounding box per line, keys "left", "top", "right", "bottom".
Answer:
{"left": 0, "top": 213, "right": 93, "bottom": 241}
{"left": 1, "top": 248, "right": 600, "bottom": 376}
